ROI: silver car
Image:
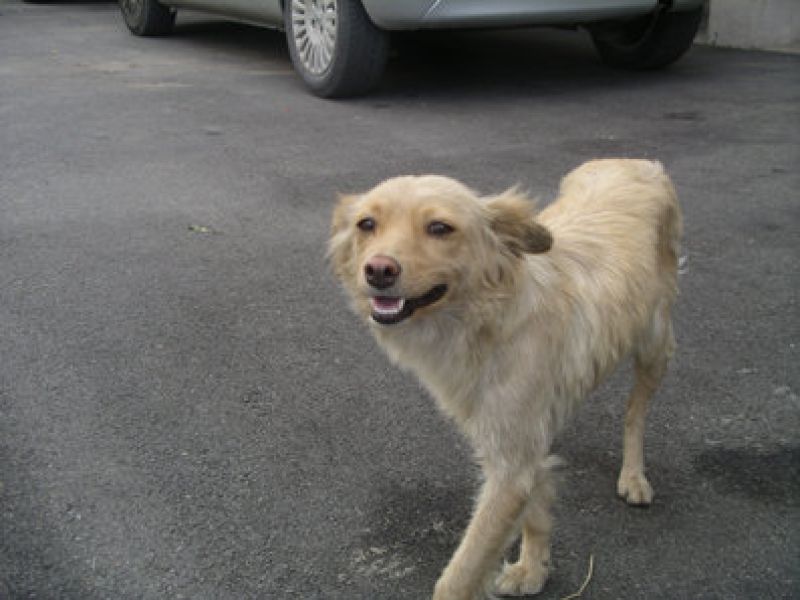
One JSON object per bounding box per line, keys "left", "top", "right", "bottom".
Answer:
{"left": 119, "top": 0, "right": 704, "bottom": 97}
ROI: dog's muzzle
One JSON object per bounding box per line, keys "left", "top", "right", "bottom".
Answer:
{"left": 369, "top": 284, "right": 448, "bottom": 325}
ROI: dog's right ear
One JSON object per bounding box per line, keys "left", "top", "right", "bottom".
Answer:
{"left": 328, "top": 194, "right": 360, "bottom": 277}
{"left": 485, "top": 188, "right": 552, "bottom": 256}
{"left": 331, "top": 193, "right": 359, "bottom": 236}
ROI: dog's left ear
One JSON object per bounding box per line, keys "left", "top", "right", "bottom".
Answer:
{"left": 485, "top": 188, "right": 552, "bottom": 255}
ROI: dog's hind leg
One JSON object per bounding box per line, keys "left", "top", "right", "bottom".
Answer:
{"left": 494, "top": 467, "right": 555, "bottom": 596}
{"left": 617, "top": 302, "right": 675, "bottom": 506}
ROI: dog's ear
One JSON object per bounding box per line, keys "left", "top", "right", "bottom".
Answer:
{"left": 331, "top": 193, "right": 359, "bottom": 236}
{"left": 485, "top": 188, "right": 552, "bottom": 255}
{"left": 328, "top": 193, "right": 360, "bottom": 277}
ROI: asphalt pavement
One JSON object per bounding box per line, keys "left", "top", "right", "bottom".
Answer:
{"left": 0, "top": 2, "right": 798, "bottom": 599}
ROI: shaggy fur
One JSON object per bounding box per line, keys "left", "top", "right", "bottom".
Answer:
{"left": 329, "top": 159, "right": 681, "bottom": 599}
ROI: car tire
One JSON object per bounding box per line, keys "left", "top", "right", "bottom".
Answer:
{"left": 591, "top": 6, "right": 702, "bottom": 70}
{"left": 120, "top": 0, "right": 176, "bottom": 37}
{"left": 284, "top": 0, "right": 390, "bottom": 98}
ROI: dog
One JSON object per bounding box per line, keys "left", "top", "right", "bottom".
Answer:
{"left": 329, "top": 159, "right": 681, "bottom": 599}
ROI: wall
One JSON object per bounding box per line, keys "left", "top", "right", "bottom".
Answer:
{"left": 701, "top": 0, "right": 800, "bottom": 53}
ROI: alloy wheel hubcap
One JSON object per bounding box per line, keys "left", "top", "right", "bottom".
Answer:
{"left": 291, "top": 0, "right": 337, "bottom": 75}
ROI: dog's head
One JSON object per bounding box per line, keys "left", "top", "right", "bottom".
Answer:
{"left": 329, "top": 175, "right": 552, "bottom": 326}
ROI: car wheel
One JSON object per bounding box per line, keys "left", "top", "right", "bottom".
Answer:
{"left": 120, "top": 0, "right": 176, "bottom": 37}
{"left": 284, "top": 0, "right": 390, "bottom": 98}
{"left": 590, "top": 6, "right": 702, "bottom": 70}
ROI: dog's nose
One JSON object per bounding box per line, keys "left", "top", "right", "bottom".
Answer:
{"left": 364, "top": 255, "right": 401, "bottom": 290}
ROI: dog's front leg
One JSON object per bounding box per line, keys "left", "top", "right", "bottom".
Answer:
{"left": 433, "top": 476, "right": 528, "bottom": 600}
{"left": 494, "top": 468, "right": 555, "bottom": 596}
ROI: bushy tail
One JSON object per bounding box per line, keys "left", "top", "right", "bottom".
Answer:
{"left": 655, "top": 163, "right": 683, "bottom": 298}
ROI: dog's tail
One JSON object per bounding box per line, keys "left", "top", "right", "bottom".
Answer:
{"left": 650, "top": 161, "right": 683, "bottom": 297}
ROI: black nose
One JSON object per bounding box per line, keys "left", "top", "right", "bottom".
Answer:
{"left": 364, "top": 255, "right": 401, "bottom": 290}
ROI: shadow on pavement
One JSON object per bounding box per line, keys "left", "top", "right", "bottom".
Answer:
{"left": 694, "top": 445, "right": 800, "bottom": 505}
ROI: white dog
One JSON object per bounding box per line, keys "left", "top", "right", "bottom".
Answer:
{"left": 329, "top": 159, "right": 681, "bottom": 599}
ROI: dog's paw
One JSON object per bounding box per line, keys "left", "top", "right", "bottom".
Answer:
{"left": 617, "top": 470, "right": 654, "bottom": 506}
{"left": 494, "top": 561, "right": 548, "bottom": 597}
{"left": 432, "top": 577, "right": 480, "bottom": 600}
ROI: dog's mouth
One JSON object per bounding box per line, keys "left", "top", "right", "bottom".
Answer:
{"left": 369, "top": 284, "right": 448, "bottom": 325}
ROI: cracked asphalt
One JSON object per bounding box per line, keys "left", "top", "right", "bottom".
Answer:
{"left": 0, "top": 2, "right": 798, "bottom": 598}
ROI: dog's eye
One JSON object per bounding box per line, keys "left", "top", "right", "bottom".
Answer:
{"left": 357, "top": 217, "right": 376, "bottom": 232}
{"left": 427, "top": 221, "right": 455, "bottom": 237}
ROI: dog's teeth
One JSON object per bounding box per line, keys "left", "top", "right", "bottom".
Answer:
{"left": 371, "top": 297, "right": 404, "bottom": 315}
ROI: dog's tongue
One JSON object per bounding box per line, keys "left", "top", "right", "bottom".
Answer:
{"left": 370, "top": 296, "right": 404, "bottom": 315}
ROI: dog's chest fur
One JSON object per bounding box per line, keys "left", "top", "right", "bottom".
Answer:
{"left": 372, "top": 282, "right": 594, "bottom": 471}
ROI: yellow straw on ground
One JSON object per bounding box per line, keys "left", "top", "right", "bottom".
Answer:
{"left": 560, "top": 554, "right": 595, "bottom": 600}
